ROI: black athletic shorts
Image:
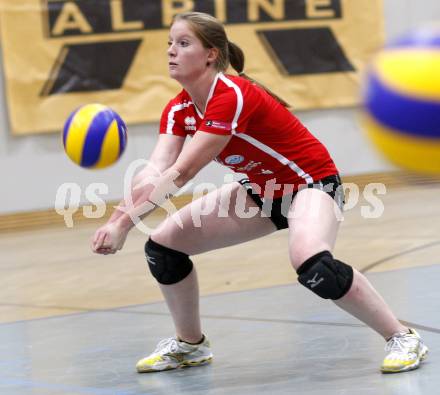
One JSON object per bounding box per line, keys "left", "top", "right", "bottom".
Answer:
{"left": 238, "top": 174, "right": 345, "bottom": 230}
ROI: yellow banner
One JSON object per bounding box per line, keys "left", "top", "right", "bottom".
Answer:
{"left": 0, "top": 0, "right": 384, "bottom": 134}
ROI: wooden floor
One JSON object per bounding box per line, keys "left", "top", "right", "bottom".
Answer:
{"left": 2, "top": 181, "right": 440, "bottom": 325}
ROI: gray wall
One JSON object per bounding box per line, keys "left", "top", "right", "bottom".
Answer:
{"left": 1, "top": 0, "right": 439, "bottom": 214}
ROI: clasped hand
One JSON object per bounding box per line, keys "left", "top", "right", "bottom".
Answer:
{"left": 91, "top": 221, "right": 129, "bottom": 255}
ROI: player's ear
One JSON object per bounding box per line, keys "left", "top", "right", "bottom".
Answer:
{"left": 207, "top": 47, "right": 219, "bottom": 66}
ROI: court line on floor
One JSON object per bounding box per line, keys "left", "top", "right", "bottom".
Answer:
{"left": 108, "top": 309, "right": 440, "bottom": 334}
{"left": 0, "top": 301, "right": 365, "bottom": 330}
{"left": 2, "top": 299, "right": 440, "bottom": 334}
{"left": 2, "top": 262, "right": 440, "bottom": 334}
{"left": 360, "top": 240, "right": 440, "bottom": 273}
{"left": 109, "top": 308, "right": 368, "bottom": 329}
{"left": 3, "top": 303, "right": 440, "bottom": 334}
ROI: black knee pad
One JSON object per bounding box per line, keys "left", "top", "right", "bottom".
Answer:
{"left": 145, "top": 238, "right": 193, "bottom": 285}
{"left": 296, "top": 251, "right": 353, "bottom": 300}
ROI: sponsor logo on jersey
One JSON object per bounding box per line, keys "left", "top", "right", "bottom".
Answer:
{"left": 237, "top": 161, "right": 263, "bottom": 172}
{"left": 184, "top": 116, "right": 197, "bottom": 131}
{"left": 225, "top": 155, "right": 245, "bottom": 165}
{"left": 205, "top": 120, "right": 231, "bottom": 130}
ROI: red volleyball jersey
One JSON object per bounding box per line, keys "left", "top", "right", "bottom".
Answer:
{"left": 159, "top": 73, "right": 338, "bottom": 198}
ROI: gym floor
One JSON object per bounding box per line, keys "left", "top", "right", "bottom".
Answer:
{"left": 1, "top": 181, "right": 439, "bottom": 394}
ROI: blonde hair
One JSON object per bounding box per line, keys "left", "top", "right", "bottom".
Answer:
{"left": 173, "top": 12, "right": 290, "bottom": 108}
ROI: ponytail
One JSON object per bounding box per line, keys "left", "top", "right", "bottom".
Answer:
{"left": 228, "top": 41, "right": 290, "bottom": 108}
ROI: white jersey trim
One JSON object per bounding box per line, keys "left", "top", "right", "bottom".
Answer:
{"left": 166, "top": 101, "right": 193, "bottom": 134}
{"left": 191, "top": 73, "right": 220, "bottom": 118}
{"left": 234, "top": 132, "right": 314, "bottom": 184}
{"left": 202, "top": 73, "right": 220, "bottom": 116}
{"left": 218, "top": 73, "right": 244, "bottom": 132}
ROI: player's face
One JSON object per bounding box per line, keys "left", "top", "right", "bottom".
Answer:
{"left": 167, "top": 20, "right": 213, "bottom": 82}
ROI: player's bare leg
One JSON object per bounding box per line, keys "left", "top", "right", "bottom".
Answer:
{"left": 150, "top": 182, "right": 276, "bottom": 342}
{"left": 136, "top": 182, "right": 276, "bottom": 372}
{"left": 287, "top": 188, "right": 428, "bottom": 373}
{"left": 287, "top": 188, "right": 407, "bottom": 338}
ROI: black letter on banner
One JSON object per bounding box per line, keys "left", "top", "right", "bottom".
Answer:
{"left": 113, "top": 0, "right": 162, "bottom": 30}
{"left": 202, "top": 0, "right": 341, "bottom": 24}
{"left": 257, "top": 27, "right": 354, "bottom": 75}
{"left": 47, "top": 0, "right": 111, "bottom": 37}
{"left": 40, "top": 40, "right": 141, "bottom": 95}
{"left": 46, "top": 0, "right": 164, "bottom": 36}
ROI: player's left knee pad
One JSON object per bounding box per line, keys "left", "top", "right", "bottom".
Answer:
{"left": 296, "top": 251, "right": 353, "bottom": 300}
{"left": 144, "top": 238, "right": 193, "bottom": 285}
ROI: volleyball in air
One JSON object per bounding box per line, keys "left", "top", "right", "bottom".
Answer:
{"left": 362, "top": 27, "right": 440, "bottom": 174}
{"left": 63, "top": 103, "right": 127, "bottom": 169}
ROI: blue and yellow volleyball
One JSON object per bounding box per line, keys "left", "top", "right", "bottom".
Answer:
{"left": 63, "top": 103, "right": 127, "bottom": 169}
{"left": 362, "top": 27, "right": 440, "bottom": 174}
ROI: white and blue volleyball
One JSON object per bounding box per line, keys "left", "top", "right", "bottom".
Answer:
{"left": 362, "top": 27, "right": 440, "bottom": 174}
{"left": 63, "top": 103, "right": 127, "bottom": 169}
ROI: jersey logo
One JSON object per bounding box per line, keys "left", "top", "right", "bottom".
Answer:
{"left": 225, "top": 155, "right": 245, "bottom": 165}
{"left": 205, "top": 120, "right": 231, "bottom": 130}
{"left": 184, "top": 116, "right": 196, "bottom": 131}
{"left": 237, "top": 161, "right": 263, "bottom": 172}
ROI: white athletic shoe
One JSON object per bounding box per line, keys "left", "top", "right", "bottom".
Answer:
{"left": 381, "top": 328, "right": 428, "bottom": 373}
{"left": 136, "top": 336, "right": 213, "bottom": 373}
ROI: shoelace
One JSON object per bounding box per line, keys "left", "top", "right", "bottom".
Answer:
{"left": 385, "top": 334, "right": 416, "bottom": 353}
{"left": 154, "top": 338, "right": 179, "bottom": 354}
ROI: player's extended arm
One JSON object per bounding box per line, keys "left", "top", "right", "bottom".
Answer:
{"left": 92, "top": 132, "right": 231, "bottom": 254}
{"left": 118, "top": 131, "right": 232, "bottom": 229}
{"left": 92, "top": 134, "right": 184, "bottom": 254}
{"left": 106, "top": 134, "right": 186, "bottom": 224}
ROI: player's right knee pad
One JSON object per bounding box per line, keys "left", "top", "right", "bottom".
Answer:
{"left": 296, "top": 250, "right": 353, "bottom": 300}
{"left": 144, "top": 238, "right": 193, "bottom": 285}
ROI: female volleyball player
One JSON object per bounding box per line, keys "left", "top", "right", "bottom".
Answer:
{"left": 91, "top": 12, "right": 427, "bottom": 374}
